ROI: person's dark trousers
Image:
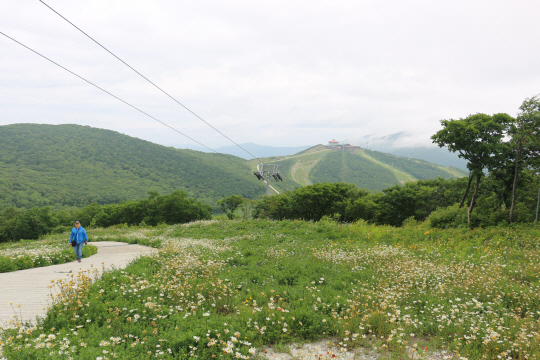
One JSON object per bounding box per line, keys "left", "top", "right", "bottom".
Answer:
{"left": 74, "top": 242, "right": 83, "bottom": 260}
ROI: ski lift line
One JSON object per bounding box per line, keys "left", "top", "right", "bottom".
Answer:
{"left": 0, "top": 31, "right": 251, "bottom": 171}
{"left": 39, "top": 0, "right": 264, "bottom": 164}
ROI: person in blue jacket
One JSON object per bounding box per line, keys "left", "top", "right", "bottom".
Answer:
{"left": 70, "top": 221, "right": 88, "bottom": 262}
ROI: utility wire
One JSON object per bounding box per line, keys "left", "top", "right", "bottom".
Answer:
{"left": 39, "top": 0, "right": 263, "bottom": 164}
{"left": 0, "top": 31, "right": 251, "bottom": 170}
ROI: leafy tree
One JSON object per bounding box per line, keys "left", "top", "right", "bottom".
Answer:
{"left": 252, "top": 193, "right": 294, "bottom": 220}
{"left": 240, "top": 198, "right": 256, "bottom": 221}
{"left": 217, "top": 195, "right": 245, "bottom": 220}
{"left": 0, "top": 207, "right": 55, "bottom": 242}
{"left": 0, "top": 208, "right": 21, "bottom": 242}
{"left": 509, "top": 95, "right": 540, "bottom": 222}
{"left": 431, "top": 113, "right": 512, "bottom": 223}
{"left": 290, "top": 183, "right": 366, "bottom": 221}
{"left": 481, "top": 142, "right": 517, "bottom": 205}
{"left": 16, "top": 207, "right": 56, "bottom": 240}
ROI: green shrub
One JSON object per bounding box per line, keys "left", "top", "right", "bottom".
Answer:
{"left": 51, "top": 225, "right": 71, "bottom": 234}
{"left": 427, "top": 203, "right": 468, "bottom": 228}
{"left": 402, "top": 216, "right": 419, "bottom": 227}
{"left": 0, "top": 256, "right": 15, "bottom": 272}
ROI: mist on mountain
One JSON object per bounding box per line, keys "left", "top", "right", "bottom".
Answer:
{"left": 344, "top": 132, "right": 468, "bottom": 170}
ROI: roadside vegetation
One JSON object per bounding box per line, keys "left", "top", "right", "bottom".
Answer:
{"left": 0, "top": 237, "right": 97, "bottom": 273}
{"left": 1, "top": 219, "right": 539, "bottom": 359}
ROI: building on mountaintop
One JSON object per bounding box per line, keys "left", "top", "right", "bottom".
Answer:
{"left": 342, "top": 143, "right": 362, "bottom": 150}
{"left": 328, "top": 139, "right": 340, "bottom": 146}
{"left": 326, "top": 139, "right": 362, "bottom": 150}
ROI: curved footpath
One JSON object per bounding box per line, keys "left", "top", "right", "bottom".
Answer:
{"left": 0, "top": 241, "right": 156, "bottom": 326}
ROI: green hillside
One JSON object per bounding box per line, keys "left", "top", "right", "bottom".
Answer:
{"left": 309, "top": 150, "right": 400, "bottom": 191}
{"left": 0, "top": 124, "right": 467, "bottom": 211}
{"left": 363, "top": 149, "right": 469, "bottom": 179}
{"left": 249, "top": 145, "right": 466, "bottom": 193}
{"left": 0, "top": 124, "right": 265, "bottom": 211}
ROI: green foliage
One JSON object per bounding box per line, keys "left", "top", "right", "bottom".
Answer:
{"left": 253, "top": 171, "right": 540, "bottom": 229}
{"left": 431, "top": 112, "right": 515, "bottom": 223}
{"left": 0, "top": 124, "right": 265, "bottom": 212}
{"left": 371, "top": 178, "right": 467, "bottom": 226}
{"left": 217, "top": 195, "right": 245, "bottom": 220}
{"left": 431, "top": 112, "right": 513, "bottom": 176}
{"left": 427, "top": 204, "right": 468, "bottom": 228}
{"left": 254, "top": 182, "right": 368, "bottom": 221}
{"left": 255, "top": 179, "right": 468, "bottom": 226}
{"left": 0, "top": 206, "right": 56, "bottom": 242}
{"left": 78, "top": 190, "right": 212, "bottom": 228}
{"left": 507, "top": 95, "right": 540, "bottom": 221}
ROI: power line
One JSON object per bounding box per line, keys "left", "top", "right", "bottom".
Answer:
{"left": 39, "top": 0, "right": 263, "bottom": 164}
{"left": 0, "top": 31, "right": 251, "bottom": 170}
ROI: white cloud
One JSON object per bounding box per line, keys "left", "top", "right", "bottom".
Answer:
{"left": 1, "top": 0, "right": 539, "bottom": 151}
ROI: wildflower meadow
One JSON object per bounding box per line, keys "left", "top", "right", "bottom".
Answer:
{"left": 1, "top": 219, "right": 539, "bottom": 359}
{"left": 0, "top": 238, "right": 97, "bottom": 273}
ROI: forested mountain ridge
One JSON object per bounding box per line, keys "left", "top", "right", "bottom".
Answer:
{"left": 0, "top": 124, "right": 467, "bottom": 212}
{"left": 0, "top": 124, "right": 264, "bottom": 211}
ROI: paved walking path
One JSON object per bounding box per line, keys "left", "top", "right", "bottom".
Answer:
{"left": 0, "top": 241, "right": 156, "bottom": 326}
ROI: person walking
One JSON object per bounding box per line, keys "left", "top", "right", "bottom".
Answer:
{"left": 70, "top": 221, "right": 88, "bottom": 262}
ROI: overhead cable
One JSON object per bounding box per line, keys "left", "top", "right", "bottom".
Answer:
{"left": 0, "top": 31, "right": 251, "bottom": 170}
{"left": 39, "top": 0, "right": 263, "bottom": 164}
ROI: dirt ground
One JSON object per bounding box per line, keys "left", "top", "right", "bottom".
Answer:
{"left": 258, "top": 339, "right": 451, "bottom": 360}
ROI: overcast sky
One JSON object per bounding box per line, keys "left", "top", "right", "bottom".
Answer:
{"left": 1, "top": 1, "right": 539, "bottom": 152}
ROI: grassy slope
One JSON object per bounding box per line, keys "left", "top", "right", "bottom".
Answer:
{"left": 310, "top": 150, "right": 401, "bottom": 191}
{"left": 364, "top": 149, "right": 468, "bottom": 180}
{"left": 2, "top": 220, "right": 539, "bottom": 359}
{"left": 247, "top": 146, "right": 331, "bottom": 192}
{"left": 0, "top": 124, "right": 266, "bottom": 211}
{"left": 249, "top": 146, "right": 467, "bottom": 193}
{"left": 358, "top": 150, "right": 416, "bottom": 184}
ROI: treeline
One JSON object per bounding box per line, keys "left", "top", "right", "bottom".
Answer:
{"left": 0, "top": 191, "right": 211, "bottom": 242}
{"left": 252, "top": 171, "right": 540, "bottom": 227}
{"left": 3, "top": 166, "right": 539, "bottom": 243}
